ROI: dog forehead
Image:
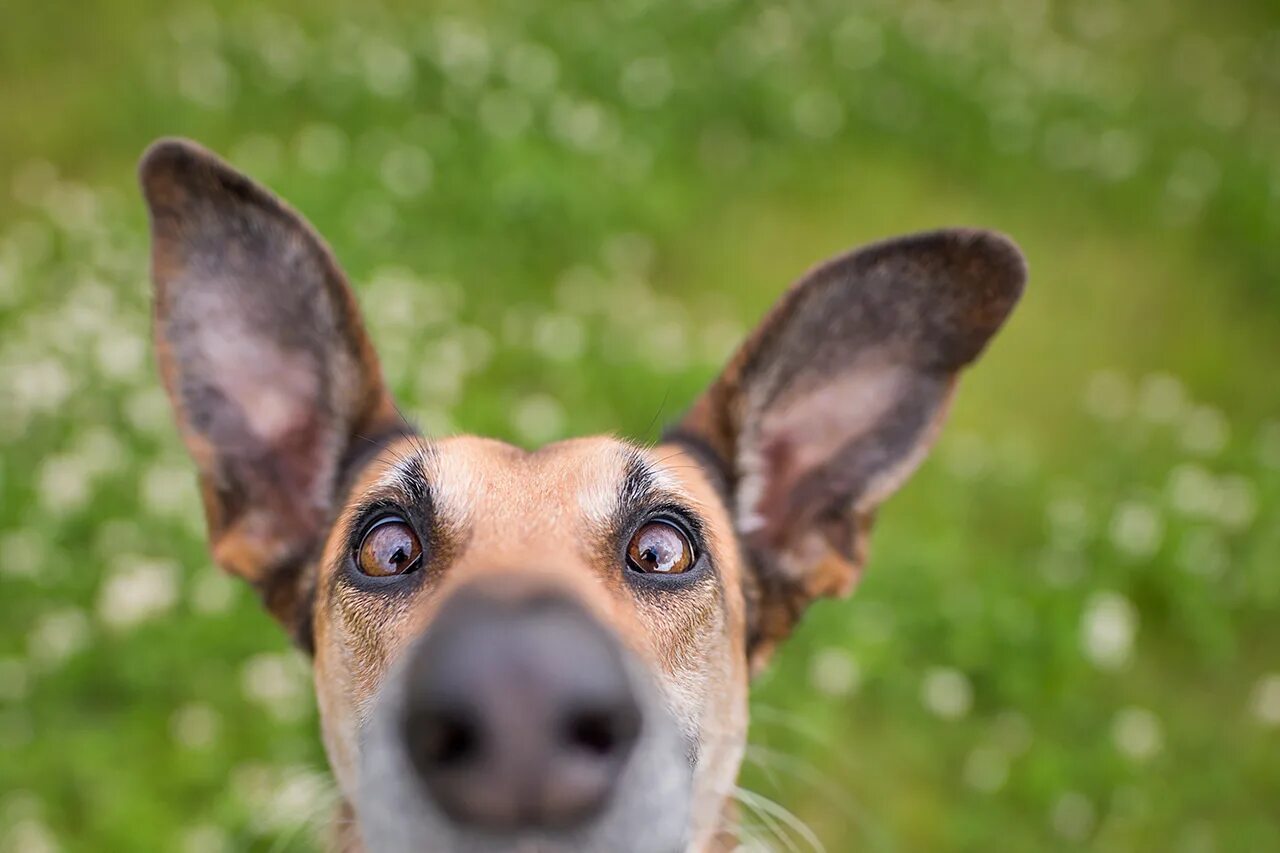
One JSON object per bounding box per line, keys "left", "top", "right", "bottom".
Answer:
{"left": 358, "top": 434, "right": 659, "bottom": 533}
{"left": 481, "top": 435, "right": 633, "bottom": 529}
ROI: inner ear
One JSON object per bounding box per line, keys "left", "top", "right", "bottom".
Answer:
{"left": 670, "top": 228, "right": 1026, "bottom": 668}
{"left": 142, "top": 138, "right": 407, "bottom": 643}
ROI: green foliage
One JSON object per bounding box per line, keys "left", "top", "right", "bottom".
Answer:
{"left": 0, "top": 0, "right": 1277, "bottom": 850}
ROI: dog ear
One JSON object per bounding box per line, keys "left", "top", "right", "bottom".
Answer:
{"left": 669, "top": 229, "right": 1026, "bottom": 670}
{"left": 140, "top": 138, "right": 405, "bottom": 645}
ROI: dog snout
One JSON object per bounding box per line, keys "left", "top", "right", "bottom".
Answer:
{"left": 401, "top": 590, "right": 643, "bottom": 831}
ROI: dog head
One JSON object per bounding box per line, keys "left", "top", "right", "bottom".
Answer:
{"left": 139, "top": 138, "right": 1024, "bottom": 851}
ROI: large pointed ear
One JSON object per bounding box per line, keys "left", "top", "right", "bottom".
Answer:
{"left": 668, "top": 229, "right": 1026, "bottom": 670}
{"left": 140, "top": 138, "right": 407, "bottom": 645}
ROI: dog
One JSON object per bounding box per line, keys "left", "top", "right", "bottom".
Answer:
{"left": 138, "top": 137, "right": 1025, "bottom": 852}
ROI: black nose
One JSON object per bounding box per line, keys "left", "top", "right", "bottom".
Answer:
{"left": 402, "top": 591, "right": 643, "bottom": 830}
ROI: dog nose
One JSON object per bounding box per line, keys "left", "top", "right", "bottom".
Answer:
{"left": 402, "top": 591, "right": 643, "bottom": 830}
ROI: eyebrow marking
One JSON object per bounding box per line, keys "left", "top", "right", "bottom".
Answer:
{"left": 345, "top": 441, "right": 434, "bottom": 524}
{"left": 620, "top": 448, "right": 660, "bottom": 509}
{"left": 614, "top": 447, "right": 708, "bottom": 536}
{"left": 617, "top": 446, "right": 690, "bottom": 510}
{"left": 381, "top": 449, "right": 431, "bottom": 505}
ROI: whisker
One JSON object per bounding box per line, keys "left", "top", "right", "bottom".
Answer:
{"left": 641, "top": 385, "right": 673, "bottom": 444}
{"left": 264, "top": 770, "right": 341, "bottom": 853}
{"left": 750, "top": 704, "right": 836, "bottom": 747}
{"left": 735, "top": 786, "right": 824, "bottom": 853}
{"left": 734, "top": 786, "right": 802, "bottom": 853}
{"left": 744, "top": 744, "right": 872, "bottom": 837}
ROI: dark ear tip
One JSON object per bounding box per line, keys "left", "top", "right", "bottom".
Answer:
{"left": 139, "top": 137, "right": 212, "bottom": 199}
{"left": 139, "top": 137, "right": 264, "bottom": 218}
{"left": 940, "top": 228, "right": 1028, "bottom": 299}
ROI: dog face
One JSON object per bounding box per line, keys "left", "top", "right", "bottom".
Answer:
{"left": 140, "top": 138, "right": 1024, "bottom": 852}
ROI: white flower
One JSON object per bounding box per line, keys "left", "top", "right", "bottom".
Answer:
{"left": 9, "top": 357, "right": 73, "bottom": 419}
{"left": 361, "top": 38, "right": 414, "bottom": 98}
{"left": 833, "top": 16, "right": 885, "bottom": 70}
{"left": 249, "top": 12, "right": 309, "bottom": 86}
{"left": 1136, "top": 372, "right": 1186, "bottom": 423}
{"left": 380, "top": 145, "right": 433, "bottom": 198}
{"left": 1109, "top": 500, "right": 1164, "bottom": 559}
{"left": 95, "top": 331, "right": 146, "bottom": 380}
{"left": 1081, "top": 591, "right": 1137, "bottom": 670}
{"left": 240, "top": 653, "right": 310, "bottom": 722}
{"left": 241, "top": 765, "right": 333, "bottom": 835}
{"left": 74, "top": 428, "right": 128, "bottom": 479}
{"left": 141, "top": 464, "right": 199, "bottom": 520}
{"left": 0, "top": 529, "right": 47, "bottom": 579}
{"left": 809, "top": 648, "right": 860, "bottom": 698}
{"left": 1111, "top": 706, "right": 1163, "bottom": 762}
{"left": 1080, "top": 366, "right": 1131, "bottom": 420}
{"left": 181, "top": 824, "right": 231, "bottom": 853}
{"left": 620, "top": 57, "right": 674, "bottom": 109}
{"left": 177, "top": 50, "right": 235, "bottom": 109}
{"left": 28, "top": 608, "right": 90, "bottom": 669}
{"left": 1180, "top": 405, "right": 1229, "bottom": 456}
{"left": 98, "top": 558, "right": 179, "bottom": 631}
{"left": 171, "top": 703, "right": 220, "bottom": 750}
{"left": 503, "top": 42, "right": 559, "bottom": 95}
{"left": 1257, "top": 422, "right": 1280, "bottom": 470}
{"left": 190, "top": 568, "right": 237, "bottom": 616}
{"left": 511, "top": 394, "right": 566, "bottom": 446}
{"left": 549, "top": 97, "right": 618, "bottom": 152}
{"left": 531, "top": 313, "right": 586, "bottom": 362}
{"left": 963, "top": 746, "right": 1009, "bottom": 793}
{"left": 296, "top": 124, "right": 349, "bottom": 175}
{"left": 1214, "top": 475, "right": 1256, "bottom": 530}
{"left": 1166, "top": 463, "right": 1218, "bottom": 517}
{"left": 1251, "top": 673, "right": 1280, "bottom": 727}
{"left": 0, "top": 657, "right": 29, "bottom": 702}
{"left": 793, "top": 90, "right": 845, "bottom": 139}
{"left": 921, "top": 667, "right": 973, "bottom": 720}
{"left": 125, "top": 386, "right": 175, "bottom": 436}
{"left": 1, "top": 817, "right": 59, "bottom": 853}
{"left": 1050, "top": 791, "right": 1096, "bottom": 841}
{"left": 434, "top": 19, "right": 491, "bottom": 88}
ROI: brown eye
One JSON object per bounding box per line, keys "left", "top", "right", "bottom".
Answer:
{"left": 626, "top": 520, "right": 695, "bottom": 575}
{"left": 357, "top": 518, "right": 423, "bottom": 577}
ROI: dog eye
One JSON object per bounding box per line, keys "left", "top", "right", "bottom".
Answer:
{"left": 357, "top": 518, "right": 423, "bottom": 577}
{"left": 626, "top": 521, "right": 694, "bottom": 575}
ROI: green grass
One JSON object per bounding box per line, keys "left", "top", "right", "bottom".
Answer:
{"left": 1, "top": 0, "right": 1278, "bottom": 850}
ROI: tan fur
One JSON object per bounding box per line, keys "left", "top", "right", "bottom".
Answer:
{"left": 312, "top": 438, "right": 748, "bottom": 848}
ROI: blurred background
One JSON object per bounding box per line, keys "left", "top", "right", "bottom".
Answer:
{"left": 1, "top": 0, "right": 1278, "bottom": 850}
